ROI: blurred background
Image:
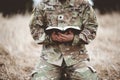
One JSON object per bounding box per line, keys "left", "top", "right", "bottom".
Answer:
{"left": 0, "top": 0, "right": 120, "bottom": 80}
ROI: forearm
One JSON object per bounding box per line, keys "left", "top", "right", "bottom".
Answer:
{"left": 72, "top": 5, "right": 98, "bottom": 45}
{"left": 29, "top": 4, "right": 46, "bottom": 44}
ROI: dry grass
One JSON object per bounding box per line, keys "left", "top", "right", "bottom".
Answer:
{"left": 0, "top": 14, "right": 41, "bottom": 80}
{"left": 87, "top": 13, "right": 120, "bottom": 80}
{"left": 0, "top": 13, "right": 120, "bottom": 80}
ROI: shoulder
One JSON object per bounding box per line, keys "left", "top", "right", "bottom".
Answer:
{"left": 34, "top": 1, "right": 45, "bottom": 11}
{"left": 80, "top": 0, "right": 92, "bottom": 6}
{"left": 73, "top": 0, "right": 92, "bottom": 9}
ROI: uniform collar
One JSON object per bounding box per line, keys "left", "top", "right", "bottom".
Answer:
{"left": 43, "top": 0, "right": 84, "bottom": 7}
{"left": 70, "top": 0, "right": 84, "bottom": 6}
{"left": 43, "top": 0, "right": 59, "bottom": 5}
{"left": 43, "top": 0, "right": 71, "bottom": 6}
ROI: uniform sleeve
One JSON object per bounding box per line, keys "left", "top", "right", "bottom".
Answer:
{"left": 29, "top": 4, "right": 56, "bottom": 45}
{"left": 72, "top": 4, "right": 98, "bottom": 45}
{"left": 29, "top": 4, "right": 47, "bottom": 44}
{"left": 29, "top": 4, "right": 44, "bottom": 38}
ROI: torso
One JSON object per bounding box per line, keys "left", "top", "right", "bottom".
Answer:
{"left": 43, "top": 0, "right": 84, "bottom": 28}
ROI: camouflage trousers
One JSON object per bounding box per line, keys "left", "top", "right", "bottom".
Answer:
{"left": 31, "top": 58, "right": 99, "bottom": 80}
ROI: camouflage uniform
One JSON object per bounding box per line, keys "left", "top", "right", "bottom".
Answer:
{"left": 29, "top": 0, "right": 99, "bottom": 80}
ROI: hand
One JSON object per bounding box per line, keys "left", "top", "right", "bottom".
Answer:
{"left": 58, "top": 30, "right": 74, "bottom": 42}
{"left": 51, "top": 31, "right": 74, "bottom": 42}
{"left": 51, "top": 31, "right": 63, "bottom": 42}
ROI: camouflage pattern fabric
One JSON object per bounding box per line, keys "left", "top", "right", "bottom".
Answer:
{"left": 31, "top": 58, "right": 99, "bottom": 80}
{"left": 29, "top": 0, "right": 99, "bottom": 79}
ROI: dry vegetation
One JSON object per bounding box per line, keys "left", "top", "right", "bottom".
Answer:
{"left": 0, "top": 12, "right": 120, "bottom": 80}
{"left": 87, "top": 13, "right": 120, "bottom": 80}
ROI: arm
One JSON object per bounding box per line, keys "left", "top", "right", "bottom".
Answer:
{"left": 72, "top": 4, "right": 98, "bottom": 45}
{"left": 29, "top": 4, "right": 48, "bottom": 44}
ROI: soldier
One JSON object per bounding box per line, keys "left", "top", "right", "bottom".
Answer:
{"left": 29, "top": 0, "right": 99, "bottom": 80}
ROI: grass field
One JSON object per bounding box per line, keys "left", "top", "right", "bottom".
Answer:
{"left": 0, "top": 13, "right": 120, "bottom": 80}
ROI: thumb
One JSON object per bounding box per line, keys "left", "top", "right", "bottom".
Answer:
{"left": 69, "top": 30, "right": 73, "bottom": 34}
{"left": 52, "top": 31, "right": 56, "bottom": 35}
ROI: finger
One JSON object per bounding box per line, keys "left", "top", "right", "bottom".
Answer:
{"left": 69, "top": 30, "right": 72, "bottom": 33}
{"left": 57, "top": 32, "right": 74, "bottom": 42}
{"left": 58, "top": 33, "right": 67, "bottom": 37}
{"left": 58, "top": 33, "right": 67, "bottom": 39}
{"left": 56, "top": 35, "right": 63, "bottom": 42}
{"left": 52, "top": 36, "right": 57, "bottom": 41}
{"left": 60, "top": 36, "right": 68, "bottom": 41}
{"left": 63, "top": 34, "right": 74, "bottom": 42}
{"left": 69, "top": 30, "right": 73, "bottom": 34}
{"left": 58, "top": 32, "right": 64, "bottom": 36}
{"left": 51, "top": 31, "right": 55, "bottom": 34}
{"left": 51, "top": 32, "right": 56, "bottom": 37}
{"left": 52, "top": 34, "right": 58, "bottom": 41}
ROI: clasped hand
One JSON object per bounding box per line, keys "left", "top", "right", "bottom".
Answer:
{"left": 51, "top": 30, "right": 74, "bottom": 42}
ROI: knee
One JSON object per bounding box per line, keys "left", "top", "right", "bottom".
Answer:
{"left": 71, "top": 66, "right": 99, "bottom": 80}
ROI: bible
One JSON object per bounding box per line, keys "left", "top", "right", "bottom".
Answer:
{"left": 45, "top": 26, "right": 81, "bottom": 35}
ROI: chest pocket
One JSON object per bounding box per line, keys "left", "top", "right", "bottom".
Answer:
{"left": 68, "top": 7, "right": 83, "bottom": 26}
{"left": 44, "top": 5, "right": 58, "bottom": 26}
{"left": 44, "top": 5, "right": 83, "bottom": 27}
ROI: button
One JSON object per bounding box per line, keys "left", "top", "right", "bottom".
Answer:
{"left": 58, "top": 15, "right": 64, "bottom": 20}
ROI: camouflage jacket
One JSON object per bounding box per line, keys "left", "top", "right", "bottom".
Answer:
{"left": 29, "top": 0, "right": 98, "bottom": 66}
